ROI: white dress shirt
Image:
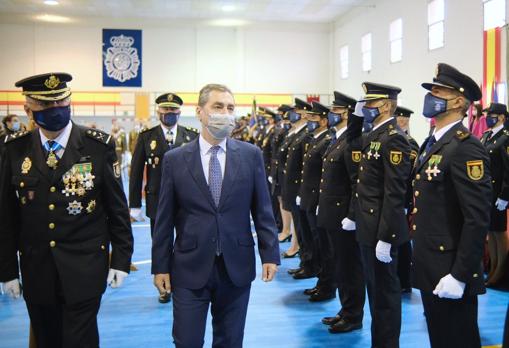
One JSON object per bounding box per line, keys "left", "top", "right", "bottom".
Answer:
{"left": 372, "top": 117, "right": 395, "bottom": 132}
{"left": 335, "top": 125, "right": 347, "bottom": 139}
{"left": 288, "top": 122, "right": 307, "bottom": 136}
{"left": 199, "top": 135, "right": 227, "bottom": 185}
{"left": 433, "top": 120, "right": 462, "bottom": 141}
{"left": 490, "top": 124, "right": 504, "bottom": 138}
{"left": 39, "top": 121, "right": 73, "bottom": 159}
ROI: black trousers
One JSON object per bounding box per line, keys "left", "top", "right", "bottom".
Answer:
{"left": 288, "top": 202, "right": 305, "bottom": 269}
{"left": 313, "top": 215, "right": 335, "bottom": 292}
{"left": 297, "top": 207, "right": 320, "bottom": 273}
{"left": 397, "top": 240, "right": 412, "bottom": 290}
{"left": 150, "top": 218, "right": 155, "bottom": 237}
{"left": 26, "top": 296, "right": 102, "bottom": 348}
{"left": 172, "top": 256, "right": 251, "bottom": 348}
{"left": 331, "top": 229, "right": 365, "bottom": 322}
{"left": 420, "top": 291, "right": 481, "bottom": 348}
{"left": 360, "top": 244, "right": 401, "bottom": 348}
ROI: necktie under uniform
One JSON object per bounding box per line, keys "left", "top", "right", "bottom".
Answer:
{"left": 418, "top": 135, "right": 436, "bottom": 165}
{"left": 166, "top": 130, "right": 174, "bottom": 145}
{"left": 208, "top": 145, "right": 223, "bottom": 255}
{"left": 44, "top": 140, "right": 63, "bottom": 168}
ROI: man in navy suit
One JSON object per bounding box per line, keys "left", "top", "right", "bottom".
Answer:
{"left": 152, "top": 84, "right": 280, "bottom": 348}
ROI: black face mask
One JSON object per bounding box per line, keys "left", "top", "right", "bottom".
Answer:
{"left": 32, "top": 105, "right": 71, "bottom": 131}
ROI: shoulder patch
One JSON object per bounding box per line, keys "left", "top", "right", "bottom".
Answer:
{"left": 504, "top": 129, "right": 509, "bottom": 136}
{"left": 389, "top": 129, "right": 398, "bottom": 136}
{"left": 85, "top": 129, "right": 111, "bottom": 145}
{"left": 4, "top": 131, "right": 30, "bottom": 143}
{"left": 185, "top": 126, "right": 199, "bottom": 134}
{"left": 455, "top": 130, "right": 470, "bottom": 141}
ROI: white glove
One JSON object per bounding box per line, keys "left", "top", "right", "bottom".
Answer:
{"left": 316, "top": 206, "right": 319, "bottom": 215}
{"left": 107, "top": 269, "right": 128, "bottom": 288}
{"left": 268, "top": 176, "right": 273, "bottom": 184}
{"left": 130, "top": 208, "right": 143, "bottom": 220}
{"left": 353, "top": 101, "right": 366, "bottom": 117}
{"left": 341, "top": 217, "right": 356, "bottom": 231}
{"left": 433, "top": 274, "right": 465, "bottom": 299}
{"left": 495, "top": 198, "right": 508, "bottom": 211}
{"left": 375, "top": 240, "right": 392, "bottom": 263}
{"left": 2, "top": 279, "right": 21, "bottom": 299}
{"left": 404, "top": 208, "right": 408, "bottom": 215}
{"left": 296, "top": 196, "right": 301, "bottom": 206}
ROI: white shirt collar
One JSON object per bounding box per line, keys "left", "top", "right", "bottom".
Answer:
{"left": 39, "top": 121, "right": 73, "bottom": 148}
{"left": 372, "top": 117, "right": 394, "bottom": 132}
{"left": 313, "top": 128, "right": 327, "bottom": 139}
{"left": 432, "top": 120, "right": 462, "bottom": 141}
{"left": 199, "top": 134, "right": 227, "bottom": 156}
{"left": 161, "top": 123, "right": 177, "bottom": 136}
{"left": 289, "top": 122, "right": 306, "bottom": 135}
{"left": 491, "top": 124, "right": 504, "bottom": 136}
{"left": 335, "top": 125, "right": 347, "bottom": 139}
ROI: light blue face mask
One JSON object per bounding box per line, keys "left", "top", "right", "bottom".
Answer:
{"left": 10, "top": 121, "right": 20, "bottom": 132}
{"left": 362, "top": 104, "right": 385, "bottom": 124}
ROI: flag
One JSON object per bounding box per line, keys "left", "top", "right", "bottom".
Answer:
{"left": 249, "top": 97, "right": 257, "bottom": 127}
{"left": 483, "top": 27, "right": 502, "bottom": 106}
{"left": 491, "top": 79, "right": 499, "bottom": 103}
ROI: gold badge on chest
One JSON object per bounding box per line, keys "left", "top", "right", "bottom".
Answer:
{"left": 390, "top": 151, "right": 402, "bottom": 165}
{"left": 62, "top": 162, "right": 95, "bottom": 197}
{"left": 150, "top": 140, "right": 157, "bottom": 150}
{"left": 47, "top": 151, "right": 58, "bottom": 169}
{"left": 352, "top": 151, "right": 361, "bottom": 163}
{"left": 21, "top": 157, "right": 32, "bottom": 174}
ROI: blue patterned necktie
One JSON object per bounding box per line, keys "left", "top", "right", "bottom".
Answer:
{"left": 419, "top": 135, "right": 436, "bottom": 165}
{"left": 208, "top": 145, "right": 222, "bottom": 207}
{"left": 44, "top": 140, "right": 63, "bottom": 157}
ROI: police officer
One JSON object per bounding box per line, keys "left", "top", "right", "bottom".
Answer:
{"left": 481, "top": 103, "right": 509, "bottom": 286}
{"left": 395, "top": 106, "right": 420, "bottom": 293}
{"left": 318, "top": 91, "right": 365, "bottom": 333}
{"left": 298, "top": 102, "right": 333, "bottom": 299}
{"left": 0, "top": 72, "right": 134, "bottom": 348}
{"left": 348, "top": 82, "right": 411, "bottom": 348}
{"left": 129, "top": 93, "right": 199, "bottom": 238}
{"left": 412, "top": 63, "right": 492, "bottom": 348}
{"left": 282, "top": 99, "right": 313, "bottom": 276}
{"left": 258, "top": 107, "right": 278, "bottom": 175}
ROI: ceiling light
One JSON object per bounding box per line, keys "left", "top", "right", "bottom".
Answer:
{"left": 43, "top": 0, "right": 59, "bottom": 5}
{"left": 221, "top": 5, "right": 235, "bottom": 12}
{"left": 209, "top": 18, "right": 249, "bottom": 27}
{"left": 35, "top": 14, "right": 72, "bottom": 23}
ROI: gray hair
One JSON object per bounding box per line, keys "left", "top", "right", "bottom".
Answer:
{"left": 198, "top": 84, "right": 234, "bottom": 107}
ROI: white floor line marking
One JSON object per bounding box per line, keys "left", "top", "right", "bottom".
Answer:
{"left": 132, "top": 259, "right": 152, "bottom": 265}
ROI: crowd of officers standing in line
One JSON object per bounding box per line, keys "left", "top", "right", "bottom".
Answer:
{"left": 232, "top": 62, "right": 509, "bottom": 348}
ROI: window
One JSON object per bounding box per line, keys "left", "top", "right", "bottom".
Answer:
{"left": 428, "top": 0, "right": 445, "bottom": 50}
{"left": 484, "top": 0, "right": 506, "bottom": 30}
{"left": 340, "top": 45, "right": 349, "bottom": 79}
{"left": 361, "top": 33, "right": 372, "bottom": 72}
{"left": 389, "top": 18, "right": 402, "bottom": 63}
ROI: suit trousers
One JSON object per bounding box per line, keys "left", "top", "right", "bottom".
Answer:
{"left": 26, "top": 296, "right": 101, "bottom": 348}
{"left": 360, "top": 244, "right": 401, "bottom": 348}
{"left": 420, "top": 291, "right": 481, "bottom": 348}
{"left": 331, "top": 229, "right": 365, "bottom": 321}
{"left": 172, "top": 256, "right": 251, "bottom": 348}
{"left": 397, "top": 240, "right": 412, "bottom": 290}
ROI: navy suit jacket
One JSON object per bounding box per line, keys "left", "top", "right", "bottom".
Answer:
{"left": 151, "top": 137, "right": 280, "bottom": 289}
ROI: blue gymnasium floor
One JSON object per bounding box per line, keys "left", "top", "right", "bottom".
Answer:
{"left": 1, "top": 220, "right": 508, "bottom": 348}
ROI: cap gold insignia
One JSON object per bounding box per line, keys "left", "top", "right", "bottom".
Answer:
{"left": 466, "top": 160, "right": 484, "bottom": 181}
{"left": 21, "top": 157, "right": 32, "bottom": 174}
{"left": 390, "top": 151, "right": 402, "bottom": 165}
{"left": 44, "top": 75, "right": 60, "bottom": 89}
{"left": 150, "top": 140, "right": 157, "bottom": 150}
{"left": 113, "top": 161, "right": 121, "bottom": 178}
{"left": 352, "top": 151, "right": 361, "bottom": 163}
{"left": 167, "top": 94, "right": 173, "bottom": 102}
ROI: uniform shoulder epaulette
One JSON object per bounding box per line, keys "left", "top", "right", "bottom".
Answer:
{"left": 503, "top": 129, "right": 509, "bottom": 136}
{"left": 4, "top": 130, "right": 30, "bottom": 143}
{"left": 455, "top": 130, "right": 470, "bottom": 141}
{"left": 140, "top": 125, "right": 158, "bottom": 134}
{"left": 185, "top": 126, "right": 199, "bottom": 134}
{"left": 85, "top": 128, "right": 111, "bottom": 145}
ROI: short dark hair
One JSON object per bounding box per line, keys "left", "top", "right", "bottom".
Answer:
{"left": 2, "top": 114, "right": 18, "bottom": 128}
{"left": 198, "top": 84, "right": 234, "bottom": 107}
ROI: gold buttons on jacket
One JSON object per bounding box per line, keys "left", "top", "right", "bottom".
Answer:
{"left": 49, "top": 223, "right": 55, "bottom": 229}
{"left": 49, "top": 204, "right": 55, "bottom": 211}
{"left": 360, "top": 166, "right": 364, "bottom": 171}
{"left": 412, "top": 208, "right": 418, "bottom": 214}
{"left": 20, "top": 182, "right": 25, "bottom": 188}
{"left": 392, "top": 234, "right": 396, "bottom": 238}
{"left": 415, "top": 191, "right": 420, "bottom": 197}
{"left": 50, "top": 241, "right": 56, "bottom": 247}
{"left": 369, "top": 209, "right": 374, "bottom": 214}
{"left": 355, "top": 193, "right": 359, "bottom": 198}
{"left": 101, "top": 245, "right": 106, "bottom": 250}
{"left": 412, "top": 224, "right": 417, "bottom": 231}
{"left": 295, "top": 180, "right": 299, "bottom": 184}
{"left": 416, "top": 174, "right": 421, "bottom": 180}
{"left": 473, "top": 273, "right": 478, "bottom": 278}
{"left": 50, "top": 186, "right": 56, "bottom": 193}
{"left": 336, "top": 202, "right": 340, "bottom": 206}
{"left": 439, "top": 246, "right": 445, "bottom": 251}
{"left": 357, "top": 179, "right": 360, "bottom": 183}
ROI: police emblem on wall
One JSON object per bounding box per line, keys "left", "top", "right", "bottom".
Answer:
{"left": 102, "top": 29, "right": 142, "bottom": 87}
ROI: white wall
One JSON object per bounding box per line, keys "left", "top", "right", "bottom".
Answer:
{"left": 0, "top": 20, "right": 331, "bottom": 95}
{"left": 332, "top": 0, "right": 488, "bottom": 143}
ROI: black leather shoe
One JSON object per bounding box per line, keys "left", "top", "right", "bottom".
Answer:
{"left": 158, "top": 292, "right": 172, "bottom": 304}
{"left": 287, "top": 267, "right": 302, "bottom": 275}
{"left": 282, "top": 250, "right": 300, "bottom": 258}
{"left": 292, "top": 270, "right": 317, "bottom": 280}
{"left": 303, "top": 286, "right": 319, "bottom": 295}
{"left": 322, "top": 314, "right": 342, "bottom": 326}
{"left": 328, "top": 319, "right": 362, "bottom": 333}
{"left": 309, "top": 291, "right": 335, "bottom": 302}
